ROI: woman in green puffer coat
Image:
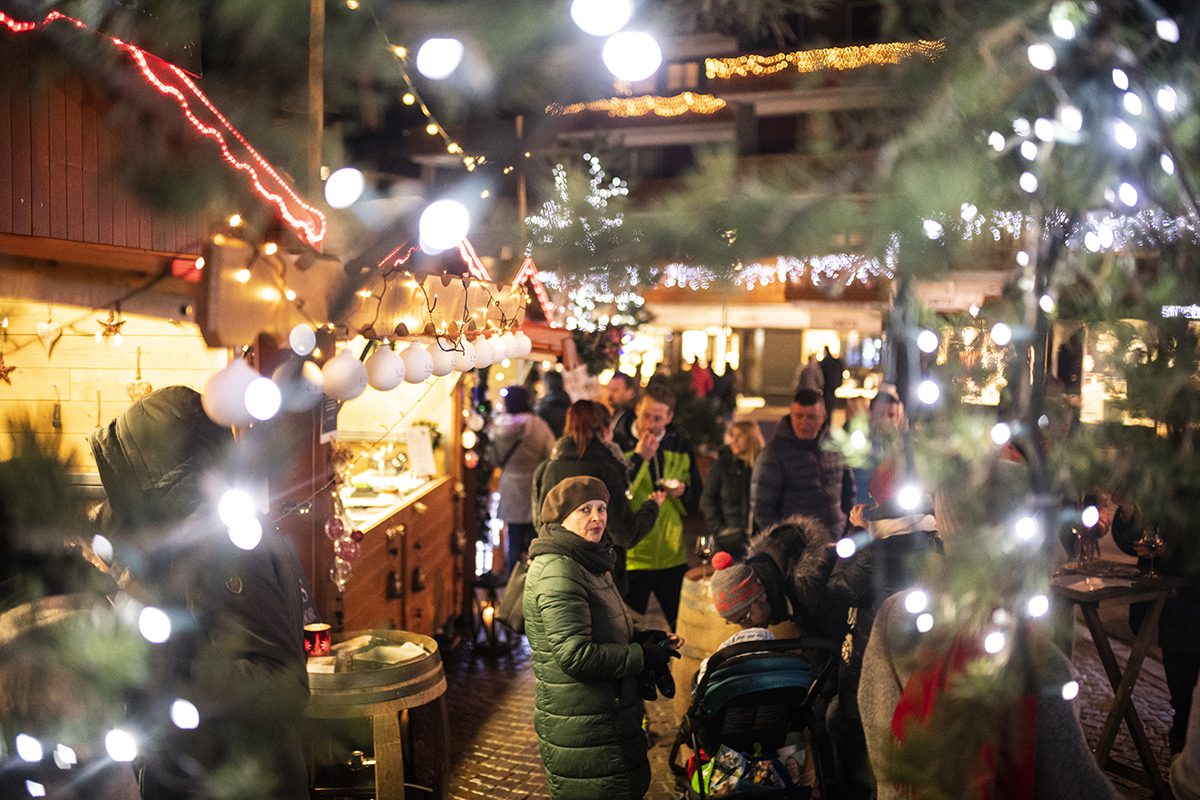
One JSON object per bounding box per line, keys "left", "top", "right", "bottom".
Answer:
{"left": 524, "top": 476, "right": 680, "bottom": 799}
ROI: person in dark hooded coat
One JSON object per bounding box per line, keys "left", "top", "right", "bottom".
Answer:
{"left": 524, "top": 476, "right": 681, "bottom": 799}
{"left": 89, "top": 385, "right": 310, "bottom": 800}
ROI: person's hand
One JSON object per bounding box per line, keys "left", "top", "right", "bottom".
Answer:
{"left": 662, "top": 479, "right": 686, "bottom": 498}
{"left": 647, "top": 490, "right": 667, "bottom": 506}
{"left": 635, "top": 431, "right": 662, "bottom": 460}
{"left": 666, "top": 633, "right": 684, "bottom": 651}
{"left": 849, "top": 503, "right": 869, "bottom": 529}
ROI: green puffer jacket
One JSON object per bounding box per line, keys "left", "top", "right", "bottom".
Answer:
{"left": 523, "top": 524, "right": 650, "bottom": 799}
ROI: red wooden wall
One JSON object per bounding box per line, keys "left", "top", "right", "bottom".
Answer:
{"left": 0, "top": 42, "right": 204, "bottom": 256}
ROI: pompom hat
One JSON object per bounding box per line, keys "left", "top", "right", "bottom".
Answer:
{"left": 709, "top": 551, "right": 766, "bottom": 622}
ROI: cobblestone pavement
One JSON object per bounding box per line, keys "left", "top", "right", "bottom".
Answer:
{"left": 445, "top": 616, "right": 1177, "bottom": 800}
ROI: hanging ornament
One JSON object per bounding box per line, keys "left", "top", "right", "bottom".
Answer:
{"left": 273, "top": 359, "right": 325, "bottom": 411}
{"left": 350, "top": 529, "right": 365, "bottom": 543}
{"left": 95, "top": 309, "right": 126, "bottom": 345}
{"left": 37, "top": 305, "right": 63, "bottom": 357}
{"left": 463, "top": 450, "right": 480, "bottom": 469}
{"left": 125, "top": 347, "right": 154, "bottom": 402}
{"left": 465, "top": 411, "right": 485, "bottom": 432}
{"left": 490, "top": 333, "right": 510, "bottom": 361}
{"left": 427, "top": 340, "right": 455, "bottom": 377}
{"left": 334, "top": 536, "right": 361, "bottom": 562}
{"left": 0, "top": 352, "right": 15, "bottom": 385}
{"left": 324, "top": 515, "right": 347, "bottom": 541}
{"left": 289, "top": 324, "right": 317, "bottom": 356}
{"left": 330, "top": 556, "right": 352, "bottom": 592}
{"left": 401, "top": 343, "right": 434, "bottom": 383}
{"left": 365, "top": 345, "right": 406, "bottom": 390}
{"left": 452, "top": 339, "right": 478, "bottom": 372}
{"left": 201, "top": 359, "right": 258, "bottom": 427}
{"left": 511, "top": 330, "right": 533, "bottom": 358}
{"left": 322, "top": 348, "right": 368, "bottom": 401}
{"left": 473, "top": 336, "right": 496, "bottom": 368}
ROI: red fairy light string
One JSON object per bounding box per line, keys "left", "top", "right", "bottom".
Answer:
{"left": 510, "top": 256, "right": 556, "bottom": 324}
{"left": 457, "top": 239, "right": 493, "bottom": 282}
{"left": 0, "top": 10, "right": 327, "bottom": 249}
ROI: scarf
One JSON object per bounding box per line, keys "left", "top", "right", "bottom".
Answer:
{"left": 529, "top": 523, "right": 616, "bottom": 576}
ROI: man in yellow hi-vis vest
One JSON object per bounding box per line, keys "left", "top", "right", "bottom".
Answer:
{"left": 616, "top": 383, "right": 703, "bottom": 630}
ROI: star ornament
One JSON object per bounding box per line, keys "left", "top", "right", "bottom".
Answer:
{"left": 96, "top": 310, "right": 127, "bottom": 344}
{"left": 0, "top": 353, "right": 15, "bottom": 385}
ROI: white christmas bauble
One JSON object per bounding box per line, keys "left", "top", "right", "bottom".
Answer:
{"left": 273, "top": 359, "right": 325, "bottom": 411}
{"left": 500, "top": 332, "right": 519, "bottom": 359}
{"left": 288, "top": 324, "right": 317, "bottom": 356}
{"left": 473, "top": 337, "right": 496, "bottom": 368}
{"left": 427, "top": 341, "right": 455, "bottom": 377}
{"left": 365, "top": 346, "right": 405, "bottom": 391}
{"left": 452, "top": 339, "right": 477, "bottom": 372}
{"left": 512, "top": 330, "right": 533, "bottom": 357}
{"left": 490, "top": 334, "right": 509, "bottom": 361}
{"left": 401, "top": 344, "right": 434, "bottom": 383}
{"left": 202, "top": 359, "right": 258, "bottom": 427}
{"left": 322, "top": 349, "right": 368, "bottom": 401}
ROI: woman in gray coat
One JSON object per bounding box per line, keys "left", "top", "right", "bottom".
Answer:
{"left": 487, "top": 385, "right": 556, "bottom": 576}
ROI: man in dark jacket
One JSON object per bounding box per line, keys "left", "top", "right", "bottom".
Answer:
{"left": 752, "top": 389, "right": 855, "bottom": 536}
{"left": 536, "top": 370, "right": 572, "bottom": 437}
{"left": 89, "top": 386, "right": 310, "bottom": 800}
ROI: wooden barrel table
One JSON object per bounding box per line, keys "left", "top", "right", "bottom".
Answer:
{"left": 307, "top": 630, "right": 448, "bottom": 800}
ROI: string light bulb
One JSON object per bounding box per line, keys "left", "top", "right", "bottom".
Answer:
{"left": 402, "top": 92, "right": 415, "bottom": 105}
{"left": 415, "top": 37, "right": 464, "bottom": 80}
{"left": 706, "top": 39, "right": 944, "bottom": 80}
{"left": 602, "top": 31, "right": 663, "bottom": 82}
{"left": 425, "top": 122, "right": 439, "bottom": 136}
{"left": 1026, "top": 42, "right": 1056, "bottom": 71}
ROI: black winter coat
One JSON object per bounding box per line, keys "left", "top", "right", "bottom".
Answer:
{"left": 700, "top": 446, "right": 753, "bottom": 540}
{"left": 89, "top": 386, "right": 310, "bottom": 800}
{"left": 531, "top": 436, "right": 659, "bottom": 593}
{"left": 752, "top": 415, "right": 855, "bottom": 535}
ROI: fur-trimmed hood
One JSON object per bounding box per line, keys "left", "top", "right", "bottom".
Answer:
{"left": 745, "top": 515, "right": 836, "bottom": 627}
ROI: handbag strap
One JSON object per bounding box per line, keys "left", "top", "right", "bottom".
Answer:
{"left": 496, "top": 421, "right": 526, "bottom": 468}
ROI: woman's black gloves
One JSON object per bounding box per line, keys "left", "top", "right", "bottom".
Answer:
{"left": 636, "top": 631, "right": 680, "bottom": 701}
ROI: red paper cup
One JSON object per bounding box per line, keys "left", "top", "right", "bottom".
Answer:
{"left": 304, "top": 623, "right": 332, "bottom": 657}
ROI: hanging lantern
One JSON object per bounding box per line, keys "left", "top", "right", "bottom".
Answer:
{"left": 401, "top": 343, "right": 434, "bottom": 383}
{"left": 201, "top": 359, "right": 259, "bottom": 427}
{"left": 427, "top": 341, "right": 455, "bottom": 377}
{"left": 322, "top": 349, "right": 368, "bottom": 401}
{"left": 365, "top": 346, "right": 406, "bottom": 391}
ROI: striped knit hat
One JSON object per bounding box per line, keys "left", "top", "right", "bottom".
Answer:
{"left": 710, "top": 551, "right": 766, "bottom": 622}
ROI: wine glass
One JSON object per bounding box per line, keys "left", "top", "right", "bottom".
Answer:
{"left": 696, "top": 534, "right": 716, "bottom": 565}
{"left": 1139, "top": 527, "right": 1164, "bottom": 578}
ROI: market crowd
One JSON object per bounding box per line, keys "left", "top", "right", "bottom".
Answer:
{"left": 488, "top": 360, "right": 1200, "bottom": 800}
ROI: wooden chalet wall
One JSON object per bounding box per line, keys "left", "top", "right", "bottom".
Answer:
{"left": 0, "top": 39, "right": 204, "bottom": 258}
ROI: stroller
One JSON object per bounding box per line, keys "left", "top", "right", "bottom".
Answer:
{"left": 671, "top": 637, "right": 837, "bottom": 799}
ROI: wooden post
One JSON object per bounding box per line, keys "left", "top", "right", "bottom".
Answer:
{"left": 308, "top": 0, "right": 325, "bottom": 192}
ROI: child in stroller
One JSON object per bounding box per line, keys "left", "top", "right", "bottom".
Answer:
{"left": 673, "top": 552, "right": 836, "bottom": 798}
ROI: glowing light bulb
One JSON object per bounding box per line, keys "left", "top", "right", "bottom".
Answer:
{"left": 1062, "top": 680, "right": 1080, "bottom": 700}
{"left": 1112, "top": 68, "right": 1129, "bottom": 90}
{"left": 1157, "top": 86, "right": 1178, "bottom": 113}
{"left": 419, "top": 200, "right": 470, "bottom": 253}
{"left": 1058, "top": 105, "right": 1083, "bottom": 132}
{"left": 228, "top": 213, "right": 243, "bottom": 227}
{"left": 1123, "top": 92, "right": 1143, "bottom": 115}
{"left": 1016, "top": 250, "right": 1030, "bottom": 267}
{"left": 415, "top": 38, "right": 464, "bottom": 80}
{"left": 228, "top": 517, "right": 263, "bottom": 550}
{"left": 171, "top": 699, "right": 200, "bottom": 729}
{"left": 1040, "top": 294, "right": 1056, "bottom": 313}
{"left": 602, "top": 31, "right": 663, "bottom": 82}
{"left": 243, "top": 377, "right": 282, "bottom": 421}
{"left": 138, "top": 606, "right": 171, "bottom": 644}
{"left": 922, "top": 219, "right": 944, "bottom": 240}
{"left": 991, "top": 322, "right": 1013, "bottom": 346}
{"left": 1026, "top": 43, "right": 1056, "bottom": 71}
{"left": 917, "top": 329, "right": 939, "bottom": 354}
{"left": 850, "top": 430, "right": 868, "bottom": 450}
{"left": 218, "top": 489, "right": 257, "bottom": 528}
{"left": 1020, "top": 140, "right": 1039, "bottom": 160}
{"left": 991, "top": 422, "right": 1012, "bottom": 445}
{"left": 105, "top": 729, "right": 138, "bottom": 762}
{"left": 1157, "top": 18, "right": 1180, "bottom": 43}
{"left": 289, "top": 324, "right": 316, "bottom": 356}
{"left": 402, "top": 92, "right": 415, "bottom": 105}
{"left": 1084, "top": 231, "right": 1101, "bottom": 252}
{"left": 960, "top": 202, "right": 978, "bottom": 222}
{"left": 988, "top": 131, "right": 1006, "bottom": 151}
{"left": 570, "top": 0, "right": 633, "bottom": 37}
{"left": 53, "top": 743, "right": 76, "bottom": 769}
{"left": 836, "top": 537, "right": 857, "bottom": 558}
{"left": 917, "top": 380, "right": 940, "bottom": 405}
{"left": 1014, "top": 515, "right": 1039, "bottom": 541}
{"left": 916, "top": 613, "right": 934, "bottom": 633}
{"left": 235, "top": 268, "right": 251, "bottom": 284}
{"left": 425, "top": 122, "right": 439, "bottom": 136}
{"left": 1033, "top": 117, "right": 1055, "bottom": 141}
{"left": 1161, "top": 154, "right": 1176, "bottom": 175}
{"left": 904, "top": 590, "right": 929, "bottom": 614}
{"left": 16, "top": 733, "right": 43, "bottom": 762}
{"left": 984, "top": 631, "right": 1006, "bottom": 654}
{"left": 1027, "top": 594, "right": 1050, "bottom": 618}
{"left": 324, "top": 167, "right": 365, "bottom": 209}
{"left": 1118, "top": 182, "right": 1138, "bottom": 207}
{"left": 898, "top": 485, "right": 922, "bottom": 511}
{"left": 1114, "top": 120, "right": 1138, "bottom": 150}
{"left": 1081, "top": 505, "right": 1100, "bottom": 527}
{"left": 1019, "top": 172, "right": 1039, "bottom": 193}
{"left": 1013, "top": 117, "right": 1031, "bottom": 137}
{"left": 1051, "top": 17, "right": 1075, "bottom": 40}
